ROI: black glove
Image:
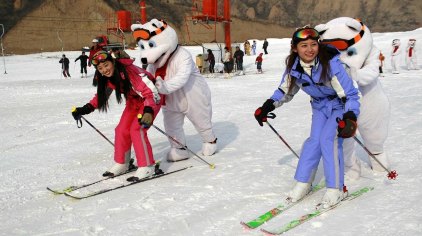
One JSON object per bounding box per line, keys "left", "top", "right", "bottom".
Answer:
{"left": 138, "top": 106, "right": 154, "bottom": 128}
{"left": 337, "top": 111, "right": 357, "bottom": 138}
{"left": 254, "top": 99, "right": 275, "bottom": 126}
{"left": 72, "top": 103, "right": 95, "bottom": 120}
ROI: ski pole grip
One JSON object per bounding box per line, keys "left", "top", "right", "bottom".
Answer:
{"left": 267, "top": 113, "right": 276, "bottom": 119}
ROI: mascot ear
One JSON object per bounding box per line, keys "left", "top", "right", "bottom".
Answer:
{"left": 150, "top": 18, "right": 164, "bottom": 28}
{"left": 345, "top": 19, "right": 362, "bottom": 32}
{"left": 314, "top": 24, "right": 327, "bottom": 35}
{"left": 131, "top": 23, "right": 142, "bottom": 32}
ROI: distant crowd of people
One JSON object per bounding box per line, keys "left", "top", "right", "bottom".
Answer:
{"left": 201, "top": 39, "right": 269, "bottom": 79}
{"left": 58, "top": 38, "right": 131, "bottom": 79}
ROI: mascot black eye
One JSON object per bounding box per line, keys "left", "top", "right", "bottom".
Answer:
{"left": 138, "top": 42, "right": 145, "bottom": 50}
{"left": 148, "top": 41, "right": 156, "bottom": 48}
{"left": 347, "top": 47, "right": 357, "bottom": 56}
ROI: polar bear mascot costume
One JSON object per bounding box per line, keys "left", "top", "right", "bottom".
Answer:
{"left": 406, "top": 39, "right": 418, "bottom": 70}
{"left": 131, "top": 19, "right": 217, "bottom": 162}
{"left": 315, "top": 17, "right": 391, "bottom": 179}
{"left": 391, "top": 39, "right": 402, "bottom": 74}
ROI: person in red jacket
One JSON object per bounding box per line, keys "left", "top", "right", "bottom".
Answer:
{"left": 88, "top": 39, "right": 102, "bottom": 67}
{"left": 255, "top": 53, "right": 263, "bottom": 73}
{"left": 71, "top": 51, "right": 162, "bottom": 181}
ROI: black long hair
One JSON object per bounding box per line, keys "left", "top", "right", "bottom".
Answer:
{"left": 95, "top": 60, "right": 131, "bottom": 112}
{"left": 285, "top": 43, "right": 334, "bottom": 94}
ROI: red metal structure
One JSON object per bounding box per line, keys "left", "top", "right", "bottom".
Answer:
{"left": 139, "top": 0, "right": 147, "bottom": 24}
{"left": 105, "top": 1, "right": 147, "bottom": 48}
{"left": 188, "top": 0, "right": 231, "bottom": 48}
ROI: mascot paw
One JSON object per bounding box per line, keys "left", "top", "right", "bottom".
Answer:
{"left": 202, "top": 139, "right": 217, "bottom": 156}
{"left": 348, "top": 66, "right": 359, "bottom": 81}
{"left": 167, "top": 147, "right": 190, "bottom": 162}
{"left": 155, "top": 76, "right": 169, "bottom": 94}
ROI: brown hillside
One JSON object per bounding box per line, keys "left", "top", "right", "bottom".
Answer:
{"left": 1, "top": 0, "right": 421, "bottom": 54}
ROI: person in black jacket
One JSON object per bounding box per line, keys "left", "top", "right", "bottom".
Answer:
{"left": 204, "top": 49, "right": 215, "bottom": 74}
{"left": 75, "top": 51, "right": 89, "bottom": 78}
{"left": 263, "top": 39, "right": 269, "bottom": 54}
{"left": 233, "top": 46, "right": 245, "bottom": 75}
{"left": 59, "top": 54, "right": 71, "bottom": 78}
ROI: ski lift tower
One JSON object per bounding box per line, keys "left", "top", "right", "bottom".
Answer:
{"left": 0, "top": 24, "right": 7, "bottom": 74}
{"left": 187, "top": 0, "right": 231, "bottom": 49}
{"left": 139, "top": 0, "right": 147, "bottom": 24}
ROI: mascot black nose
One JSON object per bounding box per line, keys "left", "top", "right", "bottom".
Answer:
{"left": 141, "top": 58, "right": 148, "bottom": 65}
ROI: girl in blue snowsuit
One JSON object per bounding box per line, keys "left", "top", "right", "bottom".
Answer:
{"left": 255, "top": 27, "right": 360, "bottom": 208}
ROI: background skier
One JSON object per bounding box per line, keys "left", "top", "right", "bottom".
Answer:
{"left": 74, "top": 51, "right": 88, "bottom": 78}
{"left": 59, "top": 54, "right": 71, "bottom": 78}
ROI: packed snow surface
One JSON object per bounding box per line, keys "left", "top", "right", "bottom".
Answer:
{"left": 1, "top": 28, "right": 422, "bottom": 236}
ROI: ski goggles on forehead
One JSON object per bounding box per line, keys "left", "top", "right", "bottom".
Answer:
{"left": 132, "top": 20, "right": 168, "bottom": 41}
{"left": 293, "top": 28, "right": 320, "bottom": 40}
{"left": 91, "top": 51, "right": 110, "bottom": 66}
{"left": 321, "top": 21, "right": 365, "bottom": 51}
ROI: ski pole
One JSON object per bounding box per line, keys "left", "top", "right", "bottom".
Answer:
{"left": 353, "top": 136, "right": 397, "bottom": 180}
{"left": 139, "top": 115, "right": 215, "bottom": 169}
{"left": 265, "top": 113, "right": 300, "bottom": 159}
{"left": 72, "top": 107, "right": 114, "bottom": 147}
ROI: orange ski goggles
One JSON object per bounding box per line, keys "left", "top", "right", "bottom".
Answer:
{"left": 132, "top": 20, "right": 168, "bottom": 41}
{"left": 321, "top": 20, "right": 365, "bottom": 51}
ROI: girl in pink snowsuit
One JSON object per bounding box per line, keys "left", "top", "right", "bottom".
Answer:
{"left": 72, "top": 51, "right": 162, "bottom": 181}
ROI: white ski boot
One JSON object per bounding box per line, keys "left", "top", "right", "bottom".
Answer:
{"left": 202, "top": 139, "right": 217, "bottom": 156}
{"left": 319, "top": 187, "right": 348, "bottom": 209}
{"left": 126, "top": 165, "right": 155, "bottom": 182}
{"left": 287, "top": 181, "right": 312, "bottom": 203}
{"left": 167, "top": 147, "right": 190, "bottom": 162}
{"left": 370, "top": 152, "right": 389, "bottom": 172}
{"left": 103, "top": 162, "right": 129, "bottom": 177}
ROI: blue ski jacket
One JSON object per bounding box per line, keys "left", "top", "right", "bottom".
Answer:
{"left": 270, "top": 54, "right": 360, "bottom": 117}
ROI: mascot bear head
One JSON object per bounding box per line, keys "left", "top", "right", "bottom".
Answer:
{"left": 408, "top": 39, "right": 416, "bottom": 48}
{"left": 131, "top": 19, "right": 178, "bottom": 68}
{"left": 392, "top": 39, "right": 401, "bottom": 47}
{"left": 315, "top": 17, "right": 372, "bottom": 69}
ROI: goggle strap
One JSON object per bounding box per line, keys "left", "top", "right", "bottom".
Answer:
{"left": 132, "top": 20, "right": 168, "bottom": 41}
{"left": 321, "top": 22, "right": 365, "bottom": 50}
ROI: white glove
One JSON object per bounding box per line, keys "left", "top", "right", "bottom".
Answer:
{"left": 155, "top": 76, "right": 169, "bottom": 94}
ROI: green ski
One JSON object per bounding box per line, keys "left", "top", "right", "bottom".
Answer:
{"left": 241, "top": 182, "right": 325, "bottom": 229}
{"left": 261, "top": 186, "right": 374, "bottom": 235}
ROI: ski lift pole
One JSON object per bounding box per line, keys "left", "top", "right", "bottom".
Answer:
{"left": 0, "top": 24, "right": 7, "bottom": 74}
{"left": 57, "top": 31, "right": 64, "bottom": 79}
{"left": 353, "top": 136, "right": 397, "bottom": 180}
{"left": 57, "top": 31, "right": 63, "bottom": 53}
{"left": 265, "top": 113, "right": 300, "bottom": 159}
